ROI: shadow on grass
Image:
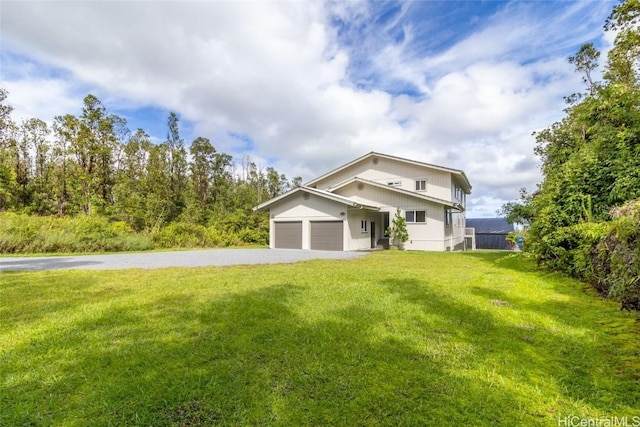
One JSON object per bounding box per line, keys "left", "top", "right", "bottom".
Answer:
{"left": 3, "top": 281, "right": 554, "bottom": 426}
{"left": 381, "top": 276, "right": 640, "bottom": 419}
{"left": 3, "top": 269, "right": 639, "bottom": 426}
{"left": 459, "top": 251, "right": 609, "bottom": 301}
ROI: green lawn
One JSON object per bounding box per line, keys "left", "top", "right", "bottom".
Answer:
{"left": 1, "top": 251, "right": 638, "bottom": 426}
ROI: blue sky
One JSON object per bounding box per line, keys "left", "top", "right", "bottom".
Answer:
{"left": 0, "top": 0, "right": 615, "bottom": 217}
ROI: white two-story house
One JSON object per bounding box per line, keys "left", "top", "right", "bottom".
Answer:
{"left": 254, "top": 152, "right": 472, "bottom": 251}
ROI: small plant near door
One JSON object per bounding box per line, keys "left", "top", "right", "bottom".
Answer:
{"left": 385, "top": 207, "right": 409, "bottom": 249}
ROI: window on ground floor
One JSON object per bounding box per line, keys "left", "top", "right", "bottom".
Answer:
{"left": 445, "top": 208, "right": 452, "bottom": 227}
{"left": 405, "top": 210, "right": 426, "bottom": 223}
{"left": 361, "top": 220, "right": 368, "bottom": 232}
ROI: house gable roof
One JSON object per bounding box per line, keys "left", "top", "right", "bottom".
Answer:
{"left": 252, "top": 186, "right": 380, "bottom": 212}
{"left": 329, "top": 176, "right": 463, "bottom": 211}
{"left": 305, "top": 151, "right": 472, "bottom": 192}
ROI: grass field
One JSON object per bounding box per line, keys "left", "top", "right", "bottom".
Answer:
{"left": 1, "top": 251, "right": 638, "bottom": 426}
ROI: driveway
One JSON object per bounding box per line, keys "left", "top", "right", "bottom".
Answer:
{"left": 0, "top": 249, "right": 367, "bottom": 272}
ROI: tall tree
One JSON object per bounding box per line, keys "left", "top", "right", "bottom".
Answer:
{"left": 210, "top": 150, "right": 232, "bottom": 212}
{"left": 165, "top": 112, "right": 188, "bottom": 220}
{"left": 0, "top": 89, "right": 13, "bottom": 139}
{"left": 75, "top": 94, "right": 126, "bottom": 214}
{"left": 605, "top": 0, "right": 640, "bottom": 87}
{"left": 0, "top": 88, "right": 293, "bottom": 248}
{"left": 144, "top": 142, "right": 172, "bottom": 230}
{"left": 14, "top": 120, "right": 34, "bottom": 207}
{"left": 21, "top": 118, "right": 51, "bottom": 213}
{"left": 112, "top": 129, "right": 151, "bottom": 229}
{"left": 189, "top": 136, "right": 215, "bottom": 208}
{"left": 52, "top": 114, "right": 79, "bottom": 215}
{"left": 506, "top": 0, "right": 640, "bottom": 271}
{"left": 0, "top": 109, "right": 17, "bottom": 211}
{"left": 569, "top": 42, "right": 601, "bottom": 94}
{"left": 266, "top": 166, "right": 290, "bottom": 198}
{"left": 0, "top": 89, "right": 19, "bottom": 210}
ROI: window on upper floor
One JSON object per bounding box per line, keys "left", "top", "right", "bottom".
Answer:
{"left": 405, "top": 210, "right": 426, "bottom": 223}
{"left": 387, "top": 180, "right": 401, "bottom": 187}
{"left": 415, "top": 179, "right": 426, "bottom": 191}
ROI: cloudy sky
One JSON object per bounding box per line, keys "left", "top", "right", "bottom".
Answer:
{"left": 0, "top": 0, "right": 615, "bottom": 217}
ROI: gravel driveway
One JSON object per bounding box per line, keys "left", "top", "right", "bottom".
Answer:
{"left": 0, "top": 249, "right": 367, "bottom": 272}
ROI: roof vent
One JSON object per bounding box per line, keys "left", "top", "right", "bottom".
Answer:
{"left": 357, "top": 183, "right": 364, "bottom": 191}
{"left": 372, "top": 157, "right": 379, "bottom": 165}
{"left": 303, "top": 193, "right": 310, "bottom": 200}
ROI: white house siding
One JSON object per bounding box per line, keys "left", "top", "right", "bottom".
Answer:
{"left": 315, "top": 156, "right": 453, "bottom": 202}
{"left": 346, "top": 208, "right": 379, "bottom": 251}
{"left": 404, "top": 203, "right": 446, "bottom": 251}
{"left": 335, "top": 181, "right": 425, "bottom": 210}
{"left": 454, "top": 211, "right": 466, "bottom": 248}
{"left": 335, "top": 182, "right": 445, "bottom": 251}
{"left": 444, "top": 211, "right": 467, "bottom": 250}
{"left": 269, "top": 192, "right": 346, "bottom": 250}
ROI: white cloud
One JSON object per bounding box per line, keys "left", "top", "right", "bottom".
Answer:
{"left": 2, "top": 77, "right": 80, "bottom": 126}
{"left": 0, "top": 1, "right": 614, "bottom": 217}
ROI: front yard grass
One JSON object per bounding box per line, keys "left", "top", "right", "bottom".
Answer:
{"left": 1, "top": 251, "right": 638, "bottom": 426}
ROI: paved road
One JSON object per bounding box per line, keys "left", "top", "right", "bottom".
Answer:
{"left": 0, "top": 249, "right": 367, "bottom": 272}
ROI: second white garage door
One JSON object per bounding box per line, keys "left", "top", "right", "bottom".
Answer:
{"left": 310, "top": 221, "right": 344, "bottom": 251}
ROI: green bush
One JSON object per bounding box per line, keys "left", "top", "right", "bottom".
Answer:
{"left": 0, "top": 211, "right": 267, "bottom": 254}
{"left": 0, "top": 213, "right": 153, "bottom": 254}
{"left": 153, "top": 222, "right": 208, "bottom": 248}
{"left": 204, "top": 226, "right": 222, "bottom": 247}
{"left": 591, "top": 201, "right": 640, "bottom": 310}
{"left": 527, "top": 200, "right": 640, "bottom": 310}
{"left": 237, "top": 227, "right": 268, "bottom": 245}
{"left": 151, "top": 220, "right": 268, "bottom": 249}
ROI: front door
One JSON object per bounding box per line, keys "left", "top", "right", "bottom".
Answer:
{"left": 371, "top": 222, "right": 376, "bottom": 248}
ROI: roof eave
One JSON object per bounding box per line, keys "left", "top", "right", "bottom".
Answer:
{"left": 306, "top": 151, "right": 473, "bottom": 191}
{"left": 252, "top": 186, "right": 379, "bottom": 212}
{"left": 330, "top": 177, "right": 457, "bottom": 208}
{"left": 304, "top": 152, "right": 374, "bottom": 187}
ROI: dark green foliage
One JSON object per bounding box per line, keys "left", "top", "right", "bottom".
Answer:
{"left": 536, "top": 201, "right": 640, "bottom": 310}
{"left": 0, "top": 91, "right": 292, "bottom": 253}
{"left": 500, "top": 0, "right": 640, "bottom": 309}
{"left": 590, "top": 201, "right": 640, "bottom": 310}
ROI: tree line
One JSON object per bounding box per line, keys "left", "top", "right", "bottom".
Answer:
{"left": 500, "top": 0, "right": 640, "bottom": 309}
{"left": 0, "top": 91, "right": 300, "bottom": 236}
